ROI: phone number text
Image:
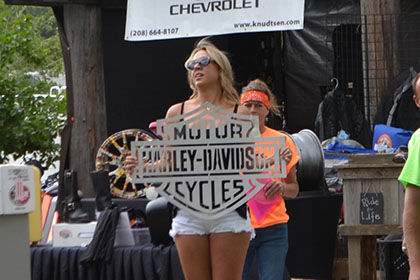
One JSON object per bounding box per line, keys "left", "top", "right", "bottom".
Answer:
{"left": 129, "top": 28, "right": 179, "bottom": 38}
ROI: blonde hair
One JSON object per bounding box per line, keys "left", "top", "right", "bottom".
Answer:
{"left": 185, "top": 38, "right": 240, "bottom": 104}
{"left": 241, "top": 78, "right": 282, "bottom": 117}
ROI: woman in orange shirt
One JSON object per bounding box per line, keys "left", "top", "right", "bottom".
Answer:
{"left": 240, "top": 79, "right": 300, "bottom": 280}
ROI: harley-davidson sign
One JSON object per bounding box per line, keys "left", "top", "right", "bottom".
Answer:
{"left": 131, "top": 102, "right": 286, "bottom": 219}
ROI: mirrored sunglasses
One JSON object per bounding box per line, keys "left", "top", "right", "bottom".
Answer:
{"left": 186, "top": 56, "right": 212, "bottom": 70}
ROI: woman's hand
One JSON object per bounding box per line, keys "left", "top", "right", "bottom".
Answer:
{"left": 259, "top": 147, "right": 292, "bottom": 167}
{"left": 280, "top": 147, "right": 292, "bottom": 164}
{"left": 264, "top": 180, "right": 285, "bottom": 198}
{"left": 124, "top": 155, "right": 139, "bottom": 175}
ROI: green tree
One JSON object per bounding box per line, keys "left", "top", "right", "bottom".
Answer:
{"left": 0, "top": 2, "right": 66, "bottom": 167}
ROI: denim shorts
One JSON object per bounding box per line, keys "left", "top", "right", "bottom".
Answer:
{"left": 169, "top": 209, "right": 252, "bottom": 237}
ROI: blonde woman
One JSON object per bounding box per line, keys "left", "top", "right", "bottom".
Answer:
{"left": 125, "top": 39, "right": 252, "bottom": 280}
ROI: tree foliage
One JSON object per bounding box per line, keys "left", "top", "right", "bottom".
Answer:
{"left": 0, "top": 2, "right": 66, "bottom": 167}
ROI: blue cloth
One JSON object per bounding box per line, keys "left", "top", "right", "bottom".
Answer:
{"left": 242, "top": 223, "right": 288, "bottom": 280}
{"left": 372, "top": 124, "right": 413, "bottom": 152}
{"left": 324, "top": 141, "right": 377, "bottom": 154}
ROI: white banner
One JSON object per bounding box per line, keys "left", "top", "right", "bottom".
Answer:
{"left": 125, "top": 0, "right": 305, "bottom": 41}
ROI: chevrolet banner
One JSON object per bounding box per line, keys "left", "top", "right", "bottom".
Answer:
{"left": 125, "top": 0, "right": 305, "bottom": 41}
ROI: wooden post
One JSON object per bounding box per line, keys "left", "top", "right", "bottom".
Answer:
{"left": 346, "top": 236, "right": 376, "bottom": 279}
{"left": 359, "top": 0, "right": 400, "bottom": 123}
{"left": 63, "top": 5, "right": 107, "bottom": 197}
{"left": 360, "top": 236, "right": 377, "bottom": 279}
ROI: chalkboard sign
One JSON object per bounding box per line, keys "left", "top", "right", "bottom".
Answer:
{"left": 360, "top": 192, "right": 383, "bottom": 224}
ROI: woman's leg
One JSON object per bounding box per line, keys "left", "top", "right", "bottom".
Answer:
{"left": 256, "top": 223, "right": 288, "bottom": 280}
{"left": 210, "top": 231, "right": 251, "bottom": 280}
{"left": 174, "top": 235, "right": 212, "bottom": 280}
{"left": 242, "top": 238, "right": 257, "bottom": 280}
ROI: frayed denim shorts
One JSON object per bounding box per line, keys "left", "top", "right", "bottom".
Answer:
{"left": 169, "top": 209, "right": 252, "bottom": 237}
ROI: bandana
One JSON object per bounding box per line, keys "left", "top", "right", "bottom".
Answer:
{"left": 240, "top": 90, "right": 270, "bottom": 110}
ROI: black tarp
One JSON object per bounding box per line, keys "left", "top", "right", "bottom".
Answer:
{"left": 283, "top": 0, "right": 361, "bottom": 133}
{"left": 102, "top": 13, "right": 284, "bottom": 133}
{"left": 283, "top": 0, "right": 420, "bottom": 134}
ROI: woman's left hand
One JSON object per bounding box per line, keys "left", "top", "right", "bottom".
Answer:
{"left": 264, "top": 180, "right": 285, "bottom": 198}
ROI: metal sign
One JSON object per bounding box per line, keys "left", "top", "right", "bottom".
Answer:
{"left": 132, "top": 102, "right": 286, "bottom": 219}
{"left": 125, "top": 0, "right": 305, "bottom": 41}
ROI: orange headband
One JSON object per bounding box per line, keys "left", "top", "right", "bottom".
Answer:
{"left": 241, "top": 90, "right": 270, "bottom": 109}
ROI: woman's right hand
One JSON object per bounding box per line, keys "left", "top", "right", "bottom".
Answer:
{"left": 124, "top": 155, "right": 139, "bottom": 175}
{"left": 280, "top": 147, "right": 292, "bottom": 164}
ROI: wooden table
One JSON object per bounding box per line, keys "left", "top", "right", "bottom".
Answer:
{"left": 336, "top": 154, "right": 404, "bottom": 280}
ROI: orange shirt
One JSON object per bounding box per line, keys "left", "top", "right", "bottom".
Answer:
{"left": 248, "top": 127, "right": 300, "bottom": 228}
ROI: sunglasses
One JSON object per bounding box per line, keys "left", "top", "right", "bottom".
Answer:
{"left": 186, "top": 56, "right": 212, "bottom": 70}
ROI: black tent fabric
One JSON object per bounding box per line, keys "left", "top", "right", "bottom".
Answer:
{"left": 31, "top": 244, "right": 185, "bottom": 280}
{"left": 283, "top": 0, "right": 361, "bottom": 133}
